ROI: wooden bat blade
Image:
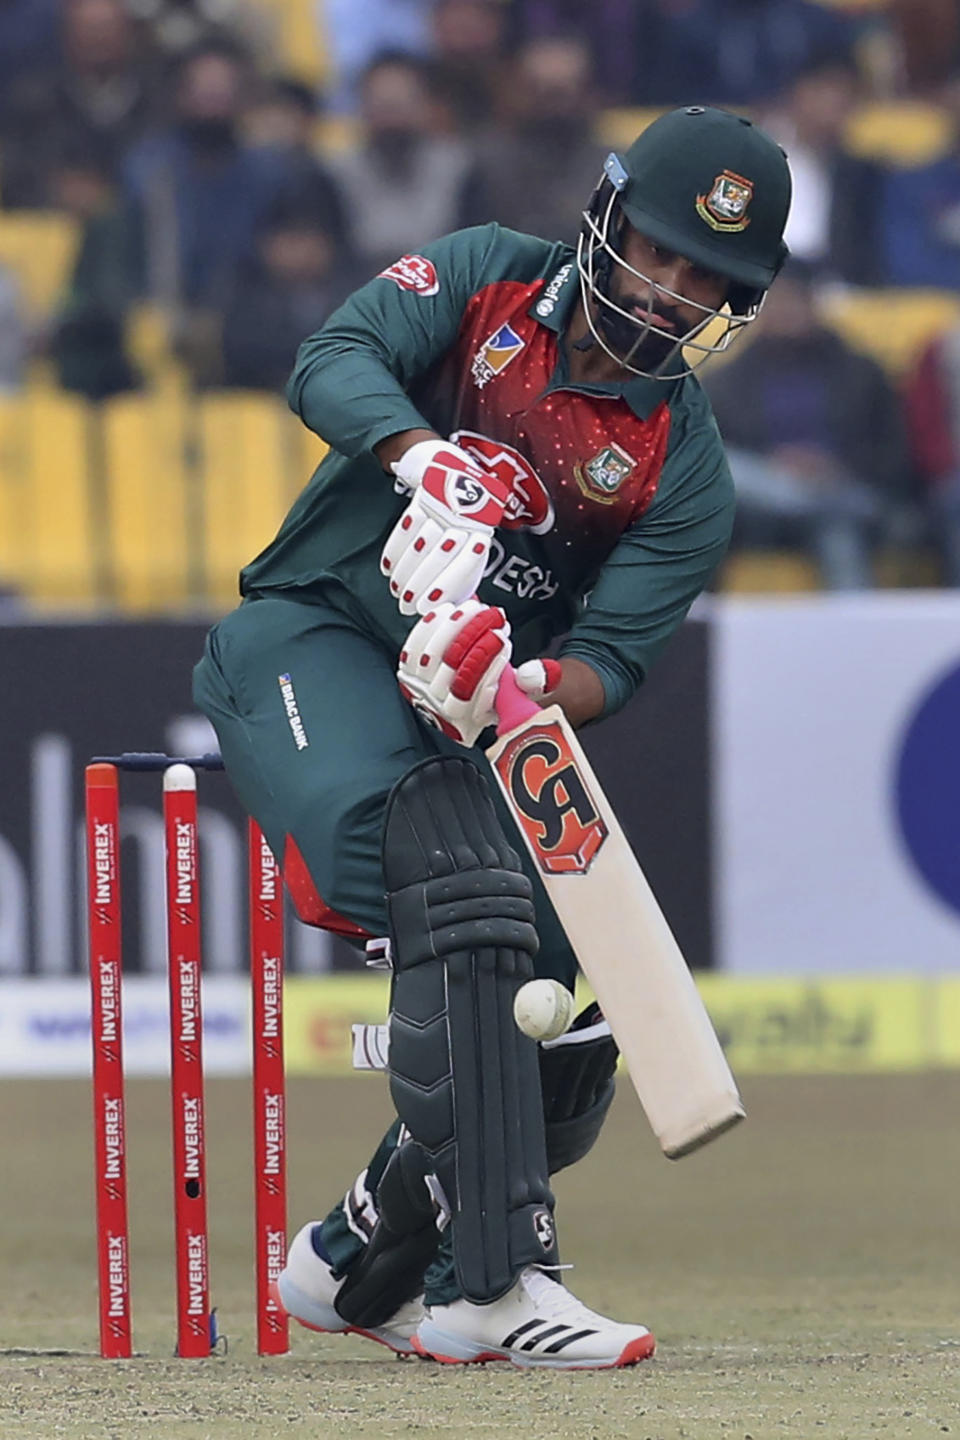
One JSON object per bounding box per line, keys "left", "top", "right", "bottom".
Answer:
{"left": 487, "top": 700, "right": 744, "bottom": 1159}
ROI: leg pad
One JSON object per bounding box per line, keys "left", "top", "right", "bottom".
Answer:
{"left": 383, "top": 758, "right": 556, "bottom": 1303}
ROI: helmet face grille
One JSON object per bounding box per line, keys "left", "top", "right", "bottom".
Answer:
{"left": 575, "top": 179, "right": 763, "bottom": 382}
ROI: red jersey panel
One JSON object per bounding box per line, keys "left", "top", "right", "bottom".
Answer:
{"left": 436, "top": 278, "right": 671, "bottom": 588}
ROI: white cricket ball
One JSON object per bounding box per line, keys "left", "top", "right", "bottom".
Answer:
{"left": 513, "top": 979, "right": 575, "bottom": 1042}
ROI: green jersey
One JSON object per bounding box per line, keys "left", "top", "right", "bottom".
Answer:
{"left": 241, "top": 223, "right": 734, "bottom": 717}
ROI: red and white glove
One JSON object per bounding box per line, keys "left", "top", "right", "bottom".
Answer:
{"left": 381, "top": 439, "right": 510, "bottom": 617}
{"left": 398, "top": 604, "right": 564, "bottom": 746}
{"left": 512, "top": 658, "right": 562, "bottom": 703}
{"left": 398, "top": 599, "right": 512, "bottom": 746}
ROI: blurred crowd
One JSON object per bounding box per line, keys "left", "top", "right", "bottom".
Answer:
{"left": 2, "top": 0, "right": 960, "bottom": 587}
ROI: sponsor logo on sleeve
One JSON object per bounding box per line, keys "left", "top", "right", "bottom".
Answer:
{"left": 451, "top": 431, "right": 554, "bottom": 534}
{"left": 534, "top": 262, "right": 573, "bottom": 318}
{"left": 377, "top": 254, "right": 440, "bottom": 295}
{"left": 471, "top": 322, "right": 526, "bottom": 388}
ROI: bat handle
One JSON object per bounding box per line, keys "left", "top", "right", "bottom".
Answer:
{"left": 494, "top": 666, "right": 541, "bottom": 736}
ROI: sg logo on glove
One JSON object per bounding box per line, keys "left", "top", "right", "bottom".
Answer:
{"left": 447, "top": 473, "right": 490, "bottom": 514}
{"left": 451, "top": 432, "right": 555, "bottom": 535}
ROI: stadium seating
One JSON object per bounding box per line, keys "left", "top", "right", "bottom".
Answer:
{"left": 256, "top": 0, "right": 329, "bottom": 85}
{"left": 0, "top": 388, "right": 95, "bottom": 605}
{"left": 197, "top": 392, "right": 307, "bottom": 608}
{"left": 595, "top": 99, "right": 954, "bottom": 170}
{"left": 0, "top": 361, "right": 949, "bottom": 607}
{"left": 820, "top": 289, "right": 960, "bottom": 376}
{"left": 0, "top": 213, "right": 79, "bottom": 316}
{"left": 99, "top": 388, "right": 192, "bottom": 611}
{"left": 720, "top": 551, "right": 822, "bottom": 593}
{"left": 0, "top": 384, "right": 328, "bottom": 611}
{"left": 844, "top": 101, "right": 953, "bottom": 167}
{"left": 1, "top": 83, "right": 959, "bottom": 610}
{"left": 597, "top": 108, "right": 663, "bottom": 150}
{"left": 126, "top": 304, "right": 180, "bottom": 387}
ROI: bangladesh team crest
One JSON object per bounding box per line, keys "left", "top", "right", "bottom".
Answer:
{"left": 696, "top": 169, "right": 754, "bottom": 232}
{"left": 574, "top": 442, "right": 636, "bottom": 505}
{"left": 471, "top": 322, "right": 526, "bottom": 389}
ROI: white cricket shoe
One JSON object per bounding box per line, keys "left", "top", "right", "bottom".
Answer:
{"left": 275, "top": 1221, "right": 426, "bottom": 1356}
{"left": 413, "top": 1266, "right": 655, "bottom": 1369}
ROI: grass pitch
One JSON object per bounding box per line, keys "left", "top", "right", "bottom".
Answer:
{"left": 1, "top": 1072, "right": 958, "bottom": 1440}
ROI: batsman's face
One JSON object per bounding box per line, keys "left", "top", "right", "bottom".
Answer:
{"left": 609, "top": 225, "right": 729, "bottom": 367}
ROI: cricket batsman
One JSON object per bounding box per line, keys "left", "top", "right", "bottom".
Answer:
{"left": 194, "top": 107, "right": 791, "bottom": 1368}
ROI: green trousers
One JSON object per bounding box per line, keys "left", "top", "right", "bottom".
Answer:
{"left": 194, "top": 593, "right": 577, "bottom": 1303}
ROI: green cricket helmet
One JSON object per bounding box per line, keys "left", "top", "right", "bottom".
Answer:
{"left": 577, "top": 105, "right": 792, "bottom": 378}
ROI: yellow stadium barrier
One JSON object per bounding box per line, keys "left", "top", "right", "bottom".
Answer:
{"left": 290, "top": 408, "right": 329, "bottom": 484}
{"left": 1, "top": 381, "right": 329, "bottom": 612}
{"left": 315, "top": 114, "right": 358, "bottom": 153}
{"left": 99, "top": 388, "right": 191, "bottom": 610}
{"left": 595, "top": 100, "right": 952, "bottom": 171}
{"left": 256, "top": 0, "right": 329, "bottom": 85}
{"left": 596, "top": 108, "right": 663, "bottom": 150}
{"left": 197, "top": 392, "right": 305, "bottom": 610}
{"left": 721, "top": 551, "right": 822, "bottom": 593}
{"left": 26, "top": 389, "right": 97, "bottom": 604}
{"left": 125, "top": 303, "right": 183, "bottom": 385}
{"left": 844, "top": 101, "right": 952, "bottom": 167}
{"left": 0, "top": 395, "right": 29, "bottom": 595}
{"left": 0, "top": 213, "right": 79, "bottom": 316}
{"left": 873, "top": 546, "right": 943, "bottom": 588}
{"left": 0, "top": 390, "right": 96, "bottom": 604}
{"left": 821, "top": 288, "right": 960, "bottom": 377}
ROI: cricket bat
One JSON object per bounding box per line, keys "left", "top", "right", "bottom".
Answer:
{"left": 486, "top": 668, "right": 744, "bottom": 1159}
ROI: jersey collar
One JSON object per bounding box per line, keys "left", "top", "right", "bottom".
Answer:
{"left": 530, "top": 254, "right": 683, "bottom": 421}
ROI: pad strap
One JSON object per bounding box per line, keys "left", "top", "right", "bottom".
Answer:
{"left": 334, "top": 1140, "right": 440, "bottom": 1328}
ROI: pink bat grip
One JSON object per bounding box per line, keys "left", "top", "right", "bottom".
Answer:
{"left": 494, "top": 666, "right": 541, "bottom": 736}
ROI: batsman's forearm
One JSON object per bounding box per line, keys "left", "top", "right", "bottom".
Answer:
{"left": 288, "top": 338, "right": 435, "bottom": 459}
{"left": 551, "top": 658, "right": 606, "bottom": 728}
{"left": 374, "top": 428, "right": 441, "bottom": 472}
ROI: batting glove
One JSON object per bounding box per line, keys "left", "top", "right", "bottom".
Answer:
{"left": 398, "top": 599, "right": 513, "bottom": 746}
{"left": 381, "top": 439, "right": 510, "bottom": 617}
{"left": 513, "top": 657, "right": 563, "bottom": 703}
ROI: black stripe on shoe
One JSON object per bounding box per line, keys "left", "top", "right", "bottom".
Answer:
{"left": 543, "top": 1328, "right": 599, "bottom": 1355}
{"left": 519, "top": 1325, "right": 568, "bottom": 1351}
{"left": 501, "top": 1319, "right": 544, "bottom": 1349}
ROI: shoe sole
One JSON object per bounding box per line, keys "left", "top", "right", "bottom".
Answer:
{"left": 412, "top": 1328, "right": 656, "bottom": 1370}
{"left": 272, "top": 1277, "right": 421, "bottom": 1357}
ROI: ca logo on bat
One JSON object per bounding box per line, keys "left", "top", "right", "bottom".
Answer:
{"left": 496, "top": 721, "right": 607, "bottom": 874}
